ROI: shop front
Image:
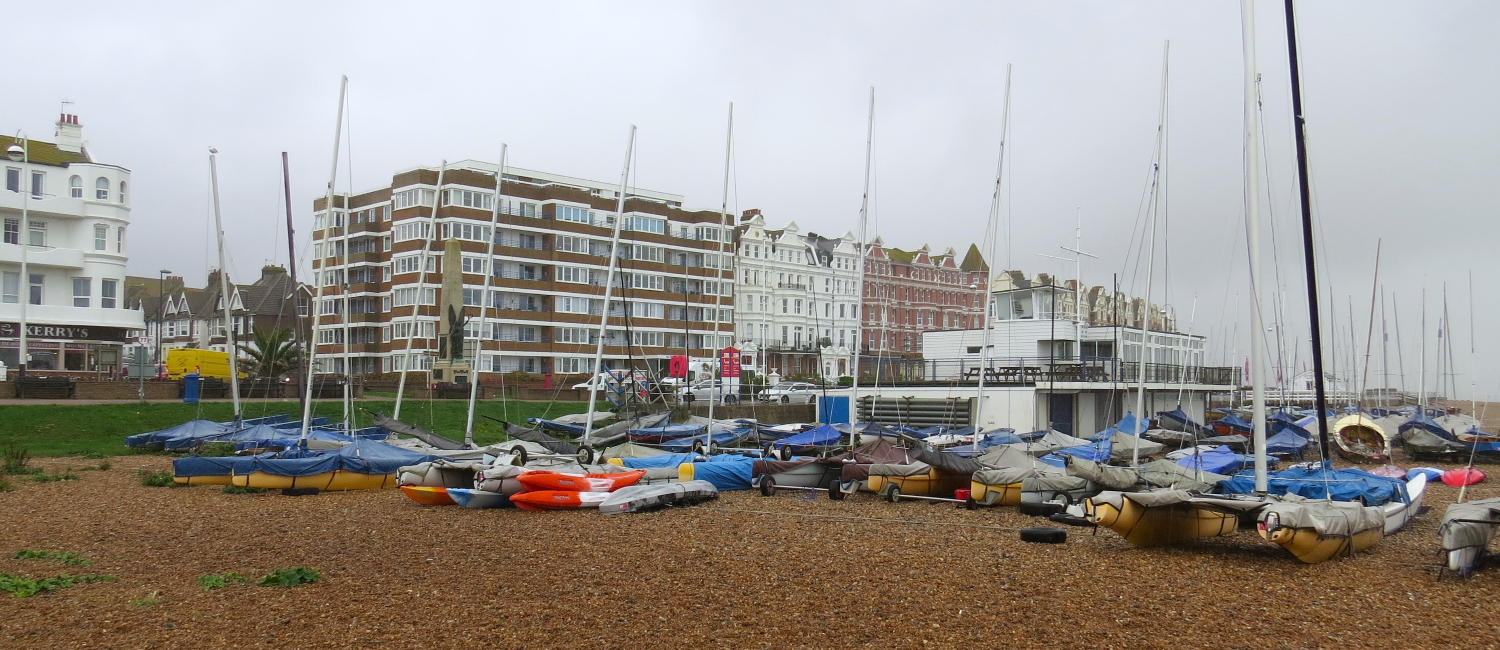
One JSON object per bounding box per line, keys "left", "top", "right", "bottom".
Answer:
{"left": 0, "top": 322, "right": 131, "bottom": 377}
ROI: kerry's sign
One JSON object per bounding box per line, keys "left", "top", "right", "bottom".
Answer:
{"left": 0, "top": 322, "right": 129, "bottom": 342}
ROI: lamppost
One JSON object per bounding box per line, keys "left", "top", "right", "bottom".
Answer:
{"left": 156, "top": 268, "right": 171, "bottom": 369}
{"left": 7, "top": 138, "right": 31, "bottom": 377}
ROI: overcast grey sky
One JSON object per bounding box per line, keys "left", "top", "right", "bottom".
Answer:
{"left": 6, "top": 1, "right": 1497, "bottom": 399}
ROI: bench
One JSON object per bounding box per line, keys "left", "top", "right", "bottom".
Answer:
{"left": 15, "top": 376, "right": 77, "bottom": 399}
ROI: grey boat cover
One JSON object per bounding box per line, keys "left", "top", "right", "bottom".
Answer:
{"left": 506, "top": 423, "right": 578, "bottom": 455}
{"left": 598, "top": 480, "right": 719, "bottom": 514}
{"left": 1436, "top": 414, "right": 1482, "bottom": 437}
{"left": 599, "top": 442, "right": 671, "bottom": 461}
{"left": 1143, "top": 429, "right": 1197, "bottom": 445}
{"left": 973, "top": 467, "right": 1039, "bottom": 486}
{"left": 588, "top": 412, "right": 670, "bottom": 447}
{"left": 1260, "top": 495, "right": 1384, "bottom": 537}
{"left": 1140, "top": 459, "right": 1228, "bottom": 493}
{"left": 1201, "top": 434, "right": 1250, "bottom": 450}
{"left": 1002, "top": 430, "right": 1093, "bottom": 457}
{"left": 398, "top": 459, "right": 491, "bottom": 488}
{"left": 475, "top": 465, "right": 530, "bottom": 493}
{"left": 1402, "top": 427, "right": 1466, "bottom": 455}
{"left": 906, "top": 444, "right": 982, "bottom": 474}
{"left": 870, "top": 461, "right": 934, "bottom": 478}
{"left": 371, "top": 412, "right": 466, "bottom": 450}
{"left": 1108, "top": 431, "right": 1165, "bottom": 462}
{"left": 976, "top": 445, "right": 1063, "bottom": 474}
{"left": 552, "top": 412, "right": 616, "bottom": 425}
{"left": 1022, "top": 476, "right": 1091, "bottom": 495}
{"left": 1065, "top": 457, "right": 1141, "bottom": 491}
{"left": 1091, "top": 489, "right": 1269, "bottom": 512}
{"left": 1440, "top": 497, "right": 1500, "bottom": 551}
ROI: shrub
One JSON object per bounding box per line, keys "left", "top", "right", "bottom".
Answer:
{"left": 258, "top": 566, "right": 319, "bottom": 588}
{"left": 140, "top": 470, "right": 178, "bottom": 487}
{"left": 2, "top": 447, "right": 32, "bottom": 475}
{"left": 0, "top": 573, "right": 114, "bottom": 598}
{"left": 197, "top": 572, "right": 249, "bottom": 591}
{"left": 13, "top": 550, "right": 91, "bottom": 566}
{"left": 197, "top": 442, "right": 236, "bottom": 457}
{"left": 31, "top": 468, "right": 80, "bottom": 483}
{"left": 128, "top": 590, "right": 162, "bottom": 607}
{"left": 221, "top": 485, "right": 267, "bottom": 495}
{"left": 838, "top": 375, "right": 854, "bottom": 387}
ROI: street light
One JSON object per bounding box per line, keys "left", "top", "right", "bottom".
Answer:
{"left": 7, "top": 138, "right": 30, "bottom": 376}
{"left": 157, "top": 269, "right": 171, "bottom": 368}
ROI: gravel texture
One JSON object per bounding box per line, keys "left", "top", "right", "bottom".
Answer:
{"left": 2, "top": 454, "right": 1498, "bottom": 649}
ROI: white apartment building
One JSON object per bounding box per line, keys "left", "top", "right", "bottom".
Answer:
{"left": 733, "top": 211, "right": 861, "bottom": 379}
{"left": 0, "top": 114, "right": 144, "bottom": 375}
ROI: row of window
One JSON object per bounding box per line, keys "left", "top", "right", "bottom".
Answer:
{"left": 1, "top": 273, "right": 118, "bottom": 308}
{"left": 743, "top": 322, "right": 856, "bottom": 349}
{"left": 3, "top": 219, "right": 125, "bottom": 253}
{"left": 4, "top": 169, "right": 126, "bottom": 203}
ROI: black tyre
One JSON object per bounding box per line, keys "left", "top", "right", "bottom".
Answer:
{"left": 964, "top": 496, "right": 978, "bottom": 511}
{"left": 780, "top": 395, "right": 790, "bottom": 404}
{"left": 576, "top": 447, "right": 595, "bottom": 465}
{"left": 885, "top": 484, "right": 901, "bottom": 503}
{"left": 510, "top": 445, "right": 529, "bottom": 466}
{"left": 1019, "top": 501, "right": 1063, "bottom": 517}
{"left": 759, "top": 476, "right": 777, "bottom": 497}
{"left": 1020, "top": 527, "right": 1067, "bottom": 544}
{"left": 828, "top": 479, "right": 846, "bottom": 501}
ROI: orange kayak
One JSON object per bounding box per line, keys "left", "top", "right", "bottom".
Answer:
{"left": 400, "top": 485, "right": 456, "bottom": 506}
{"left": 515, "top": 469, "right": 647, "bottom": 493}
{"left": 510, "top": 490, "right": 612, "bottom": 511}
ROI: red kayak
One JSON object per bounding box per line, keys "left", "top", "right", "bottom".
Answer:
{"left": 516, "top": 469, "right": 646, "bottom": 493}
{"left": 1442, "top": 468, "right": 1486, "bottom": 487}
{"left": 510, "top": 490, "right": 612, "bottom": 511}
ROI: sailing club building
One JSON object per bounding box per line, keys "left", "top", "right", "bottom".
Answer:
{"left": 0, "top": 113, "right": 145, "bottom": 376}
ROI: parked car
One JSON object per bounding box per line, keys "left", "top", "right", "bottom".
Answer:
{"left": 756, "top": 381, "right": 819, "bottom": 404}
{"left": 571, "top": 370, "right": 649, "bottom": 390}
{"left": 676, "top": 379, "right": 739, "bottom": 404}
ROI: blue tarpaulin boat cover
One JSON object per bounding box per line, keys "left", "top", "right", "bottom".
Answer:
{"left": 172, "top": 447, "right": 326, "bottom": 478}
{"left": 617, "top": 453, "right": 702, "bottom": 469}
{"left": 1219, "top": 465, "right": 1408, "bottom": 506}
{"left": 1399, "top": 411, "right": 1453, "bottom": 440}
{"left": 1214, "top": 414, "right": 1253, "bottom": 433}
{"left": 1050, "top": 439, "right": 1113, "bottom": 463}
{"left": 657, "top": 432, "right": 744, "bottom": 452}
{"left": 770, "top": 424, "right": 844, "bottom": 451}
{"left": 239, "top": 440, "right": 437, "bottom": 477}
{"left": 1156, "top": 407, "right": 1204, "bottom": 432}
{"left": 1115, "top": 413, "right": 1150, "bottom": 436}
{"left": 528, "top": 418, "right": 586, "bottom": 436}
{"left": 686, "top": 455, "right": 755, "bottom": 490}
{"left": 125, "top": 420, "right": 234, "bottom": 448}
{"left": 1176, "top": 446, "right": 1238, "bottom": 475}
{"left": 1265, "top": 428, "right": 1310, "bottom": 455}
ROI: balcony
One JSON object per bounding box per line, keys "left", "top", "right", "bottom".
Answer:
{"left": 776, "top": 283, "right": 807, "bottom": 290}
{"left": 493, "top": 268, "right": 546, "bottom": 282}
{"left": 0, "top": 244, "right": 85, "bottom": 270}
{"left": 495, "top": 235, "right": 548, "bottom": 251}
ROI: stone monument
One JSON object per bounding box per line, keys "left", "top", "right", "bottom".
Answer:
{"left": 430, "top": 236, "right": 472, "bottom": 384}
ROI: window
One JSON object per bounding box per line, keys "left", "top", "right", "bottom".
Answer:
{"left": 556, "top": 266, "right": 589, "bottom": 284}
{"left": 383, "top": 235, "right": 392, "bottom": 252}
{"left": 69, "top": 175, "right": 82, "bottom": 198}
{"left": 392, "top": 254, "right": 435, "bottom": 275}
{"left": 452, "top": 221, "right": 491, "bottom": 243}
{"left": 462, "top": 288, "right": 483, "bottom": 306}
{"left": 119, "top": 181, "right": 127, "bottom": 203}
{"left": 631, "top": 331, "right": 664, "bottom": 347}
{"left": 557, "top": 205, "right": 592, "bottom": 224}
{"left": 1, "top": 272, "right": 16, "bottom": 304}
{"left": 556, "top": 357, "right": 589, "bottom": 373}
{"left": 5, "top": 168, "right": 17, "bottom": 192}
{"left": 72, "top": 278, "right": 90, "bottom": 307}
{"left": 27, "top": 221, "right": 44, "bottom": 247}
{"left": 460, "top": 256, "right": 487, "bottom": 275}
{"left": 556, "top": 296, "right": 592, "bottom": 314}
{"left": 93, "top": 225, "right": 107, "bottom": 251}
{"left": 2, "top": 218, "right": 15, "bottom": 245}
{"left": 445, "top": 189, "right": 493, "bottom": 210}
{"left": 95, "top": 177, "right": 109, "bottom": 200}
{"left": 556, "top": 327, "right": 591, "bottom": 344}
{"left": 392, "top": 188, "right": 436, "bottom": 210}
{"left": 622, "top": 215, "right": 665, "bottom": 234}
{"left": 117, "top": 227, "right": 125, "bottom": 253}
{"left": 392, "top": 220, "right": 432, "bottom": 243}
{"left": 629, "top": 245, "right": 662, "bottom": 263}
{"left": 556, "top": 235, "right": 588, "bottom": 254}
{"left": 30, "top": 171, "right": 43, "bottom": 198}
{"left": 99, "top": 279, "right": 117, "bottom": 308}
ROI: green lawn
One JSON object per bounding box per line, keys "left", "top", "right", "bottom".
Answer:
{"left": 0, "top": 399, "right": 600, "bottom": 457}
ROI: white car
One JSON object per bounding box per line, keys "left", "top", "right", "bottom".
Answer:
{"left": 756, "top": 381, "right": 820, "bottom": 404}
{"left": 676, "top": 379, "right": 738, "bottom": 404}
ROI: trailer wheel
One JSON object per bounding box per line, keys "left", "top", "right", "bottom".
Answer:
{"left": 827, "top": 479, "right": 846, "bottom": 501}
{"left": 510, "top": 446, "right": 529, "bottom": 466}
{"left": 759, "top": 476, "right": 777, "bottom": 497}
{"left": 576, "top": 447, "right": 595, "bottom": 465}
{"left": 1020, "top": 527, "right": 1067, "bottom": 544}
{"left": 885, "top": 485, "right": 901, "bottom": 503}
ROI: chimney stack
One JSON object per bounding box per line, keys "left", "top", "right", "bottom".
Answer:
{"left": 54, "top": 113, "right": 84, "bottom": 153}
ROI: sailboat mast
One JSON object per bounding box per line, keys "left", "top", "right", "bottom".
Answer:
{"left": 1132, "top": 40, "right": 1169, "bottom": 467}
{"left": 1380, "top": 286, "right": 1389, "bottom": 403}
{"left": 848, "top": 88, "right": 875, "bottom": 446}
{"left": 208, "top": 149, "right": 242, "bottom": 419}
{"left": 1281, "top": 0, "right": 1334, "bottom": 464}
{"left": 301, "top": 75, "right": 347, "bottom": 441}
{"left": 974, "top": 65, "right": 1012, "bottom": 433}
{"left": 1419, "top": 289, "right": 1426, "bottom": 413}
{"left": 281, "top": 152, "right": 306, "bottom": 416}
{"left": 464, "top": 145, "right": 506, "bottom": 447}
{"left": 1241, "top": 0, "right": 1268, "bottom": 489}
{"left": 707, "top": 104, "right": 733, "bottom": 433}
{"left": 582, "top": 126, "right": 638, "bottom": 447}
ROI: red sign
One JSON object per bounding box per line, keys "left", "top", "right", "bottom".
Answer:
{"left": 719, "top": 347, "right": 741, "bottom": 378}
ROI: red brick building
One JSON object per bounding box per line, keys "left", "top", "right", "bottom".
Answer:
{"left": 860, "top": 239, "right": 988, "bottom": 365}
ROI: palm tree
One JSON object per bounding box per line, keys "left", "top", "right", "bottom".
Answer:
{"left": 238, "top": 328, "right": 301, "bottom": 379}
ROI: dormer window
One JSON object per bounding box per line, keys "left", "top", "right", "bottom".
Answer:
{"left": 95, "top": 177, "right": 109, "bottom": 200}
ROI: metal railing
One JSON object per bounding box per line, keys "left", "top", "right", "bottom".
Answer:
{"left": 492, "top": 268, "right": 545, "bottom": 281}
{"left": 494, "top": 235, "right": 547, "bottom": 251}
{"left": 853, "top": 356, "right": 1240, "bottom": 387}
